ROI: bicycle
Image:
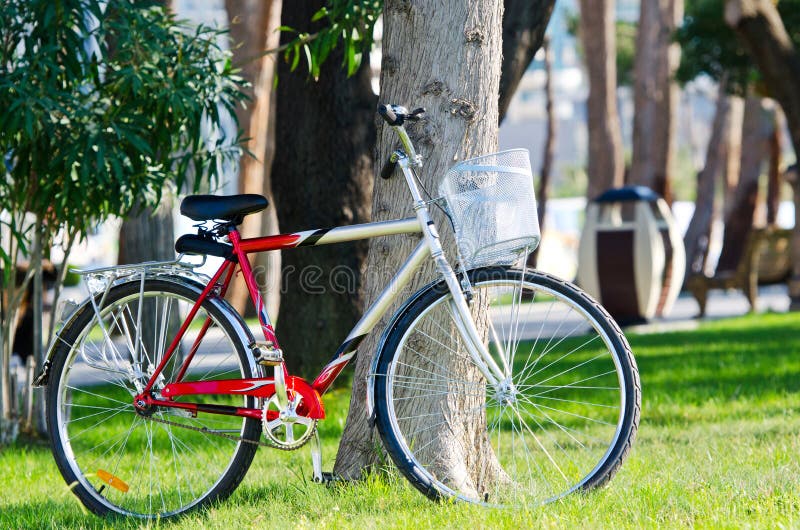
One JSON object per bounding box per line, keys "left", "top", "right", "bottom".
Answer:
{"left": 35, "top": 104, "right": 641, "bottom": 519}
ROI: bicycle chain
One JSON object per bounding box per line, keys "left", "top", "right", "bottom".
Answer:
{"left": 142, "top": 412, "right": 315, "bottom": 451}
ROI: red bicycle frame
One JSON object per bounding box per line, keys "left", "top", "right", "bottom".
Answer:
{"left": 135, "top": 217, "right": 427, "bottom": 421}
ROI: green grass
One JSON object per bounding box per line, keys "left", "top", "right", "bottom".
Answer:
{"left": 2, "top": 313, "right": 800, "bottom": 529}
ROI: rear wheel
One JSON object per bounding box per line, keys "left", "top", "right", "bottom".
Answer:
{"left": 46, "top": 279, "right": 260, "bottom": 519}
{"left": 374, "top": 268, "right": 640, "bottom": 505}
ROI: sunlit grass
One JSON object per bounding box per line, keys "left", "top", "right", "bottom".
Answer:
{"left": 1, "top": 312, "right": 799, "bottom": 528}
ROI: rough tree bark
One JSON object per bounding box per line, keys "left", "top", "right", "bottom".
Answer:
{"left": 529, "top": 37, "right": 555, "bottom": 268}
{"left": 716, "top": 96, "right": 776, "bottom": 272}
{"left": 683, "top": 82, "right": 744, "bottom": 283}
{"left": 629, "top": 0, "right": 683, "bottom": 200}
{"left": 224, "top": 0, "right": 282, "bottom": 318}
{"left": 333, "top": 0, "right": 505, "bottom": 481}
{"left": 579, "top": 0, "right": 625, "bottom": 199}
{"left": 725, "top": 0, "right": 800, "bottom": 307}
{"left": 498, "top": 0, "right": 556, "bottom": 122}
{"left": 270, "top": 2, "right": 375, "bottom": 377}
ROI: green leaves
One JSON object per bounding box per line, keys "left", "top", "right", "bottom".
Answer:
{"left": 675, "top": 0, "right": 800, "bottom": 94}
{"left": 0, "top": 0, "right": 247, "bottom": 256}
{"left": 281, "top": 0, "right": 382, "bottom": 80}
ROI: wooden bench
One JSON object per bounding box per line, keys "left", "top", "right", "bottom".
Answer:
{"left": 687, "top": 227, "right": 791, "bottom": 317}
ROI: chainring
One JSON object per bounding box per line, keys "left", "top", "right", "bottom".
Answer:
{"left": 261, "top": 393, "right": 318, "bottom": 450}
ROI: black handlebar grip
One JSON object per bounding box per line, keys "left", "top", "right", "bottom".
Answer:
{"left": 378, "top": 104, "right": 399, "bottom": 125}
{"left": 380, "top": 158, "right": 397, "bottom": 179}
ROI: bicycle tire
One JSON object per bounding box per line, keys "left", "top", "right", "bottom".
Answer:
{"left": 374, "top": 267, "right": 640, "bottom": 505}
{"left": 46, "top": 278, "right": 261, "bottom": 519}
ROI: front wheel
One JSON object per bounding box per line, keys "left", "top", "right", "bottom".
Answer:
{"left": 374, "top": 268, "right": 640, "bottom": 505}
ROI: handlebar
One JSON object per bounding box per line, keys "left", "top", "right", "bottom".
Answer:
{"left": 378, "top": 104, "right": 425, "bottom": 178}
{"left": 378, "top": 104, "right": 426, "bottom": 126}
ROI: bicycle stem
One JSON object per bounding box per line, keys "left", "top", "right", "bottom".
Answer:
{"left": 393, "top": 147, "right": 506, "bottom": 386}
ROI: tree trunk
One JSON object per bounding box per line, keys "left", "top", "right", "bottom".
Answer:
{"left": 334, "top": 0, "right": 504, "bottom": 483}
{"left": 716, "top": 96, "right": 776, "bottom": 272}
{"left": 530, "top": 37, "right": 555, "bottom": 268}
{"left": 26, "top": 220, "right": 45, "bottom": 434}
{"left": 721, "top": 94, "right": 745, "bottom": 220}
{"left": 766, "top": 107, "right": 784, "bottom": 226}
{"left": 224, "top": 0, "right": 282, "bottom": 319}
{"left": 725, "top": 0, "right": 800, "bottom": 307}
{"left": 629, "top": 0, "right": 683, "bottom": 200}
{"left": 683, "top": 83, "right": 743, "bottom": 283}
{"left": 1, "top": 214, "right": 34, "bottom": 443}
{"left": 117, "top": 0, "right": 176, "bottom": 266}
{"left": 498, "top": 0, "right": 556, "bottom": 122}
{"left": 270, "top": 2, "right": 375, "bottom": 378}
{"left": 579, "top": 0, "right": 625, "bottom": 199}
{"left": 118, "top": 201, "right": 174, "bottom": 265}
{"left": 787, "top": 167, "right": 800, "bottom": 310}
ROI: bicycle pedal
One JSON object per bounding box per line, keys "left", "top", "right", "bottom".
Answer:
{"left": 251, "top": 341, "right": 284, "bottom": 366}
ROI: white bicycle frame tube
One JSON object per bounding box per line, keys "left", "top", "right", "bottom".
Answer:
{"left": 394, "top": 150, "right": 505, "bottom": 386}
{"left": 311, "top": 132, "right": 506, "bottom": 393}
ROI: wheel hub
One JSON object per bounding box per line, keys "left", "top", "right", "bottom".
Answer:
{"left": 495, "top": 378, "right": 519, "bottom": 406}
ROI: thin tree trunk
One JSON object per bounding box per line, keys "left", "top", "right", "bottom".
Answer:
{"left": 579, "top": 0, "right": 625, "bottom": 199}
{"left": 787, "top": 168, "right": 800, "bottom": 310}
{"left": 46, "top": 232, "right": 76, "bottom": 348}
{"left": 271, "top": 2, "right": 375, "bottom": 378}
{"left": 334, "top": 0, "right": 504, "bottom": 486}
{"left": 225, "top": 0, "right": 282, "bottom": 318}
{"left": 530, "top": 37, "right": 555, "bottom": 268}
{"left": 26, "top": 219, "right": 44, "bottom": 434}
{"left": 498, "top": 0, "right": 556, "bottom": 122}
{"left": 0, "top": 269, "right": 6, "bottom": 441}
{"left": 721, "top": 95, "right": 745, "bottom": 219}
{"left": 683, "top": 82, "right": 743, "bottom": 283}
{"left": 716, "top": 97, "right": 776, "bottom": 272}
{"left": 1, "top": 215, "right": 32, "bottom": 443}
{"left": 0, "top": 224, "right": 18, "bottom": 441}
{"left": 629, "top": 0, "right": 683, "bottom": 200}
{"left": 726, "top": 0, "right": 800, "bottom": 307}
{"left": 766, "top": 107, "right": 784, "bottom": 226}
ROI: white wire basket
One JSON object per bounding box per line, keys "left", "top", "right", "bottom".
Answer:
{"left": 439, "top": 149, "right": 540, "bottom": 269}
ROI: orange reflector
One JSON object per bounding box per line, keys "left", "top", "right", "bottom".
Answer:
{"left": 97, "top": 469, "right": 129, "bottom": 493}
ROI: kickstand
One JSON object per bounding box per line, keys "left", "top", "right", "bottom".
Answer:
{"left": 310, "top": 430, "right": 339, "bottom": 485}
{"left": 311, "top": 429, "right": 323, "bottom": 483}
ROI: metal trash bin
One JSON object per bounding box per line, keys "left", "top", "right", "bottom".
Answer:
{"left": 576, "top": 186, "right": 685, "bottom": 323}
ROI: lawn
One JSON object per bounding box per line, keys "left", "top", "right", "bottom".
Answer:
{"left": 1, "top": 312, "right": 799, "bottom": 529}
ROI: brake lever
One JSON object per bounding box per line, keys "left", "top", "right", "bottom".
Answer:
{"left": 407, "top": 107, "right": 426, "bottom": 121}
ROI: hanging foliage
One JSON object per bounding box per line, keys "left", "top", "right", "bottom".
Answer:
{"left": 280, "top": 0, "right": 382, "bottom": 79}
{"left": 0, "top": 0, "right": 247, "bottom": 440}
